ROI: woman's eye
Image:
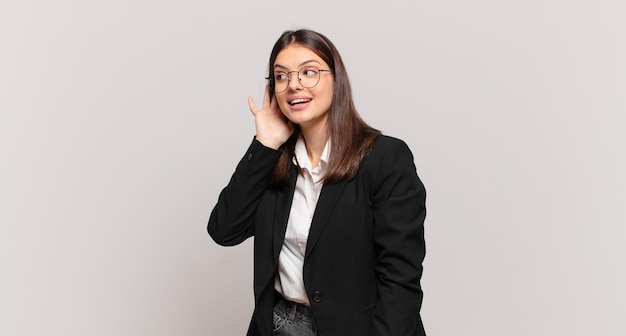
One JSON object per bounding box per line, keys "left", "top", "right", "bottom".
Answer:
{"left": 302, "top": 68, "right": 318, "bottom": 77}
{"left": 275, "top": 73, "right": 288, "bottom": 81}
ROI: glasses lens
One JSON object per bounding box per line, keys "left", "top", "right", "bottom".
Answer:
{"left": 273, "top": 72, "right": 288, "bottom": 93}
{"left": 299, "top": 67, "right": 320, "bottom": 88}
{"left": 272, "top": 67, "right": 322, "bottom": 93}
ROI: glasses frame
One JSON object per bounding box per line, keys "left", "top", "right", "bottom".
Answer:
{"left": 266, "top": 66, "right": 333, "bottom": 93}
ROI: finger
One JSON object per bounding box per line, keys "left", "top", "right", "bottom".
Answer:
{"left": 248, "top": 96, "right": 257, "bottom": 115}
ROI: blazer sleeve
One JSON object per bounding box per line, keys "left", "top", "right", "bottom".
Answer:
{"left": 369, "top": 138, "right": 427, "bottom": 336}
{"left": 207, "top": 138, "right": 282, "bottom": 246}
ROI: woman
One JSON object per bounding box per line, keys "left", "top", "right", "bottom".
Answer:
{"left": 208, "top": 29, "right": 426, "bottom": 336}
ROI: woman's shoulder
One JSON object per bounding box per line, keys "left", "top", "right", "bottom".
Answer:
{"left": 357, "top": 134, "right": 421, "bottom": 193}
{"left": 371, "top": 134, "right": 413, "bottom": 156}
{"left": 358, "top": 134, "right": 415, "bottom": 172}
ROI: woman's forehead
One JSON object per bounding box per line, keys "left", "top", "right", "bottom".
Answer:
{"left": 274, "top": 45, "right": 328, "bottom": 69}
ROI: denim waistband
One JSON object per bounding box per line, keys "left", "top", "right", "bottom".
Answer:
{"left": 274, "top": 293, "right": 316, "bottom": 325}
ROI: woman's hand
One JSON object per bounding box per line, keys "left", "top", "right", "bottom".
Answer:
{"left": 248, "top": 85, "right": 294, "bottom": 150}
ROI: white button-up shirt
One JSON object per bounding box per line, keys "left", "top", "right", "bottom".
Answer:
{"left": 274, "top": 136, "right": 330, "bottom": 306}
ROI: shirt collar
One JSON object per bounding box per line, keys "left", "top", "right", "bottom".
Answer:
{"left": 293, "top": 135, "right": 330, "bottom": 172}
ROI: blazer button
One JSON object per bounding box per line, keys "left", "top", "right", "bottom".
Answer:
{"left": 312, "top": 291, "right": 323, "bottom": 303}
{"left": 247, "top": 152, "right": 253, "bottom": 160}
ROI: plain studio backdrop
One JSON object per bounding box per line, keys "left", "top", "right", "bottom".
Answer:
{"left": 1, "top": 0, "right": 624, "bottom": 335}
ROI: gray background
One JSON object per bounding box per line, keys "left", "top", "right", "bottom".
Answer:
{"left": 1, "top": 0, "right": 625, "bottom": 335}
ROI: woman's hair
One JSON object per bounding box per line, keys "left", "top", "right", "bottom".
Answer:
{"left": 268, "top": 29, "right": 381, "bottom": 187}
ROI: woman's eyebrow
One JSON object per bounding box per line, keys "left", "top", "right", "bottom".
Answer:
{"left": 298, "top": 59, "right": 321, "bottom": 67}
{"left": 273, "top": 59, "right": 321, "bottom": 70}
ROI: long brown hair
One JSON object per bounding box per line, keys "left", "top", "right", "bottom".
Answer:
{"left": 267, "top": 29, "right": 381, "bottom": 187}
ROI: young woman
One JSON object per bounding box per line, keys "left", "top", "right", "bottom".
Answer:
{"left": 208, "top": 29, "right": 427, "bottom": 336}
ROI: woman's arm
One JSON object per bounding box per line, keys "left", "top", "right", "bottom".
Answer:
{"left": 370, "top": 138, "right": 427, "bottom": 336}
{"left": 209, "top": 86, "right": 293, "bottom": 246}
{"left": 207, "top": 139, "right": 282, "bottom": 246}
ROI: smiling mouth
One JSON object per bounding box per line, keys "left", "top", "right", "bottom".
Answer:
{"left": 289, "top": 98, "right": 312, "bottom": 106}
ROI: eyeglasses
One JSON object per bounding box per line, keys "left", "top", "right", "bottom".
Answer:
{"left": 266, "top": 66, "right": 333, "bottom": 93}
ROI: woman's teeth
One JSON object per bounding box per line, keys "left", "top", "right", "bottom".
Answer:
{"left": 289, "top": 98, "right": 311, "bottom": 105}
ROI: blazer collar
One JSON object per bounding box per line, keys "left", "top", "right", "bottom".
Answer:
{"left": 304, "top": 179, "right": 347, "bottom": 261}
{"left": 272, "top": 166, "right": 297, "bottom": 261}
{"left": 272, "top": 166, "right": 348, "bottom": 262}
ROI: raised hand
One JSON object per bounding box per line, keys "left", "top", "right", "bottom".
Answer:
{"left": 248, "top": 85, "right": 294, "bottom": 150}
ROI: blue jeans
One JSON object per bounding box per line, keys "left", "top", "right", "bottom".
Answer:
{"left": 272, "top": 295, "right": 318, "bottom": 336}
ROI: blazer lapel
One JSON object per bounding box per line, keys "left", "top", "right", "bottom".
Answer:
{"left": 272, "top": 167, "right": 298, "bottom": 261}
{"left": 304, "top": 180, "right": 348, "bottom": 261}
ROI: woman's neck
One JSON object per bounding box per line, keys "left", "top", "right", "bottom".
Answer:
{"left": 300, "top": 125, "right": 328, "bottom": 170}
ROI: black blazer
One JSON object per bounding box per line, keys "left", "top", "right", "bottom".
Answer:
{"left": 208, "top": 135, "right": 426, "bottom": 336}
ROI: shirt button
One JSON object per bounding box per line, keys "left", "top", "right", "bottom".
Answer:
{"left": 312, "top": 291, "right": 323, "bottom": 303}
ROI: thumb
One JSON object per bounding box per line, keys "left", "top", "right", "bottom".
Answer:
{"left": 247, "top": 96, "right": 258, "bottom": 115}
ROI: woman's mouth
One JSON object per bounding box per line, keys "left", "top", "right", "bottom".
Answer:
{"left": 289, "top": 98, "right": 312, "bottom": 106}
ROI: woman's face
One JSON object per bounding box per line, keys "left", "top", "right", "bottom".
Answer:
{"left": 272, "top": 44, "right": 334, "bottom": 130}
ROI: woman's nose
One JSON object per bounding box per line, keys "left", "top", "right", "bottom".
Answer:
{"left": 287, "top": 72, "right": 303, "bottom": 91}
